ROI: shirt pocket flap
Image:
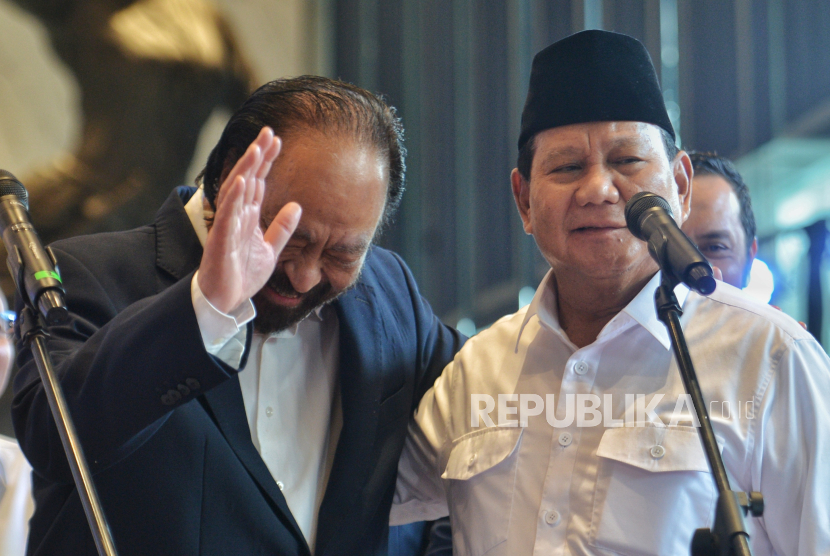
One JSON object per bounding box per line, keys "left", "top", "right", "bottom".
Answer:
{"left": 442, "top": 427, "right": 523, "bottom": 480}
{"left": 596, "top": 426, "right": 710, "bottom": 473}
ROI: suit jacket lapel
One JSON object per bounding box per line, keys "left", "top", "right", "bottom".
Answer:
{"left": 153, "top": 187, "right": 204, "bottom": 285}
{"left": 314, "top": 282, "right": 385, "bottom": 555}
{"left": 153, "top": 188, "right": 310, "bottom": 554}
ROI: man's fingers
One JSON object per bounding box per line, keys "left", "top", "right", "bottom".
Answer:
{"left": 257, "top": 136, "right": 282, "bottom": 180}
{"left": 244, "top": 143, "right": 263, "bottom": 188}
{"left": 247, "top": 127, "right": 273, "bottom": 182}
{"left": 264, "top": 202, "right": 302, "bottom": 253}
{"left": 240, "top": 130, "right": 274, "bottom": 206}
{"left": 219, "top": 127, "right": 272, "bottom": 201}
{"left": 260, "top": 136, "right": 281, "bottom": 171}
{"left": 217, "top": 143, "right": 259, "bottom": 210}
{"left": 250, "top": 136, "right": 280, "bottom": 207}
{"left": 215, "top": 127, "right": 275, "bottom": 211}
{"left": 244, "top": 160, "right": 258, "bottom": 206}
{"left": 254, "top": 174, "right": 265, "bottom": 208}
{"left": 254, "top": 126, "right": 275, "bottom": 152}
{"left": 712, "top": 266, "right": 723, "bottom": 281}
{"left": 211, "top": 175, "right": 245, "bottom": 239}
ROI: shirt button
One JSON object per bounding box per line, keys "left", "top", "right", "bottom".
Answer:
{"left": 544, "top": 510, "right": 561, "bottom": 526}
{"left": 574, "top": 361, "right": 589, "bottom": 375}
{"left": 265, "top": 407, "right": 274, "bottom": 417}
{"left": 558, "top": 432, "right": 572, "bottom": 447}
{"left": 276, "top": 481, "right": 284, "bottom": 491}
{"left": 468, "top": 453, "right": 478, "bottom": 468}
{"left": 650, "top": 445, "right": 666, "bottom": 459}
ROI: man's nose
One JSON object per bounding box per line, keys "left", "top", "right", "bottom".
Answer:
{"left": 283, "top": 258, "right": 323, "bottom": 293}
{"left": 574, "top": 164, "right": 620, "bottom": 206}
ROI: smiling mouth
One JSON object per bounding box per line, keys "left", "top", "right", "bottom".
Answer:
{"left": 263, "top": 285, "right": 304, "bottom": 307}
{"left": 574, "top": 226, "right": 624, "bottom": 232}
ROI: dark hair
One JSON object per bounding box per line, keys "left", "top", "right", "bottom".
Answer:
{"left": 687, "top": 150, "right": 757, "bottom": 253}
{"left": 197, "top": 76, "right": 405, "bottom": 227}
{"left": 516, "top": 125, "right": 678, "bottom": 180}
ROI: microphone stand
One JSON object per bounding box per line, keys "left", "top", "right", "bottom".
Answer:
{"left": 654, "top": 273, "right": 762, "bottom": 556}
{"left": 16, "top": 289, "right": 119, "bottom": 555}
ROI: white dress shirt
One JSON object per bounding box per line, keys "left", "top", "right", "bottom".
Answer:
{"left": 185, "top": 188, "right": 342, "bottom": 552}
{"left": 392, "top": 271, "right": 830, "bottom": 556}
{"left": 0, "top": 435, "right": 34, "bottom": 556}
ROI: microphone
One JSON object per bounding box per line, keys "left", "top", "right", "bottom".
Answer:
{"left": 0, "top": 170, "right": 68, "bottom": 325}
{"left": 625, "top": 191, "right": 716, "bottom": 295}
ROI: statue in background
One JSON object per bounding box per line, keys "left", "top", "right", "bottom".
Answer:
{"left": 11, "top": 0, "right": 254, "bottom": 242}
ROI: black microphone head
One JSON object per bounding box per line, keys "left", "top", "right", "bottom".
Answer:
{"left": 687, "top": 264, "right": 716, "bottom": 296}
{"left": 0, "top": 170, "right": 28, "bottom": 210}
{"left": 625, "top": 192, "right": 672, "bottom": 240}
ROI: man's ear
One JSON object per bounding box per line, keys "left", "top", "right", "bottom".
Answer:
{"left": 749, "top": 236, "right": 758, "bottom": 260}
{"left": 511, "top": 168, "right": 533, "bottom": 235}
{"left": 673, "top": 150, "right": 693, "bottom": 222}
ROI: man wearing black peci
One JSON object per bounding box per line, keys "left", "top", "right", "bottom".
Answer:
{"left": 392, "top": 30, "right": 830, "bottom": 555}
{"left": 13, "top": 76, "right": 463, "bottom": 555}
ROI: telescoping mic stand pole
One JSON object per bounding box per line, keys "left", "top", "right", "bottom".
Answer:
{"left": 0, "top": 169, "right": 119, "bottom": 556}
{"left": 17, "top": 307, "right": 119, "bottom": 556}
{"left": 654, "top": 274, "right": 763, "bottom": 556}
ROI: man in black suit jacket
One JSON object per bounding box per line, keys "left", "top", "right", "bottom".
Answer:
{"left": 13, "top": 77, "right": 463, "bottom": 555}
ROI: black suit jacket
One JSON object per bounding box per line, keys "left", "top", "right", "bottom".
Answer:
{"left": 13, "top": 188, "right": 463, "bottom": 556}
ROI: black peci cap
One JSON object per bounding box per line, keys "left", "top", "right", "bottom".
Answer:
{"left": 518, "top": 30, "right": 674, "bottom": 150}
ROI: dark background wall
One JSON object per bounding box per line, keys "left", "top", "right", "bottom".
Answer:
{"left": 333, "top": 0, "right": 830, "bottom": 329}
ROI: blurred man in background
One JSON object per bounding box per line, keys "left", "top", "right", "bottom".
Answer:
{"left": 682, "top": 151, "right": 758, "bottom": 289}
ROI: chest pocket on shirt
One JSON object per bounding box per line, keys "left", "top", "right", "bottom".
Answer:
{"left": 442, "top": 427, "right": 523, "bottom": 556}
{"left": 590, "top": 426, "right": 717, "bottom": 556}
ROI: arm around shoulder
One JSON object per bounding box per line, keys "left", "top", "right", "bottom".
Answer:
{"left": 384, "top": 249, "right": 466, "bottom": 406}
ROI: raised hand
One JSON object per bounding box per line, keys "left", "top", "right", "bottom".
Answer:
{"left": 197, "top": 127, "right": 301, "bottom": 314}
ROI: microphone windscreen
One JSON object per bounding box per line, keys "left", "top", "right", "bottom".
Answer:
{"left": 0, "top": 170, "right": 29, "bottom": 209}
{"left": 625, "top": 192, "right": 672, "bottom": 239}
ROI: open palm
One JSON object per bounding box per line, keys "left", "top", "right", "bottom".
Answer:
{"left": 197, "top": 127, "right": 301, "bottom": 314}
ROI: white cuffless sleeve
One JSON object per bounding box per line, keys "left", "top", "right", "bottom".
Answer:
{"left": 191, "top": 271, "right": 256, "bottom": 369}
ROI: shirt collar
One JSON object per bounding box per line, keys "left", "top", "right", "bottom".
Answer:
{"left": 516, "top": 270, "right": 567, "bottom": 351}
{"left": 621, "top": 272, "right": 689, "bottom": 350}
{"left": 184, "top": 187, "right": 325, "bottom": 322}
{"left": 184, "top": 185, "right": 210, "bottom": 248}
{"left": 516, "top": 270, "right": 689, "bottom": 351}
